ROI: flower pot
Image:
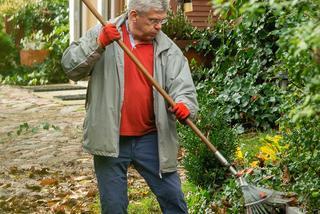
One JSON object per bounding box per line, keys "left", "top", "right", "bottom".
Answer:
{"left": 174, "top": 39, "right": 213, "bottom": 67}
{"left": 20, "top": 49, "right": 49, "bottom": 67}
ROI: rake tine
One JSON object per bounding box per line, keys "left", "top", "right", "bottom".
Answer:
{"left": 246, "top": 207, "right": 253, "bottom": 214}
{"left": 251, "top": 205, "right": 263, "bottom": 214}
{"left": 250, "top": 206, "right": 258, "bottom": 214}
{"left": 250, "top": 205, "right": 263, "bottom": 214}
{"left": 257, "top": 204, "right": 269, "bottom": 214}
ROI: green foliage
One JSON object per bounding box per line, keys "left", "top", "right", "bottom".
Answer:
{"left": 239, "top": 0, "right": 320, "bottom": 123}
{"left": 16, "top": 122, "right": 30, "bottom": 135}
{"left": 0, "top": 0, "right": 69, "bottom": 85}
{"left": 0, "top": 0, "right": 37, "bottom": 14}
{"left": 128, "top": 195, "right": 160, "bottom": 214}
{"left": 179, "top": 82, "right": 238, "bottom": 188}
{"left": 92, "top": 185, "right": 161, "bottom": 213}
{"left": 127, "top": 183, "right": 160, "bottom": 213}
{"left": 190, "top": 27, "right": 219, "bottom": 58}
{"left": 14, "top": 122, "right": 60, "bottom": 136}
{"left": 280, "top": 118, "right": 320, "bottom": 211}
{"left": 184, "top": 181, "right": 214, "bottom": 213}
{"left": 0, "top": 19, "right": 18, "bottom": 78}
{"left": 1, "top": 66, "right": 47, "bottom": 85}
{"left": 5, "top": 2, "right": 50, "bottom": 41}
{"left": 211, "top": 0, "right": 320, "bottom": 211}
{"left": 35, "top": 0, "right": 69, "bottom": 84}
{"left": 214, "top": 0, "right": 320, "bottom": 121}
{"left": 207, "top": 0, "right": 318, "bottom": 130}
{"left": 184, "top": 179, "right": 244, "bottom": 213}
{"left": 189, "top": 5, "right": 285, "bottom": 132}
{"left": 161, "top": 9, "right": 196, "bottom": 40}
{"left": 0, "top": 22, "right": 14, "bottom": 59}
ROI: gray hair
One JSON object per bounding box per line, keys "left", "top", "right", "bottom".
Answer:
{"left": 128, "top": 0, "right": 169, "bottom": 13}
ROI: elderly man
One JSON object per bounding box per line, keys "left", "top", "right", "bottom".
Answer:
{"left": 61, "top": 0, "right": 198, "bottom": 213}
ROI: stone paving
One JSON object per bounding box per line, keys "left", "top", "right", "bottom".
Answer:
{"left": 0, "top": 85, "right": 95, "bottom": 213}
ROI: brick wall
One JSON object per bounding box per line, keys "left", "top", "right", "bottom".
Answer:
{"left": 170, "top": 0, "right": 217, "bottom": 29}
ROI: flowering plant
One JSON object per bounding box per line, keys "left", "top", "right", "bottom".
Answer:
{"left": 21, "top": 30, "right": 47, "bottom": 50}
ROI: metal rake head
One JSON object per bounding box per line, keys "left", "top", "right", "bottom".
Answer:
{"left": 241, "top": 182, "right": 293, "bottom": 214}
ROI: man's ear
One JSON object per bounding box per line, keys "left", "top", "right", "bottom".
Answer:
{"left": 128, "top": 10, "right": 138, "bottom": 22}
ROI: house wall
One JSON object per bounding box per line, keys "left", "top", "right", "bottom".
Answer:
{"left": 185, "top": 0, "right": 215, "bottom": 29}
{"left": 170, "top": 0, "right": 216, "bottom": 29}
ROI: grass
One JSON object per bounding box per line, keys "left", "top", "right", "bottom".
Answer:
{"left": 128, "top": 186, "right": 161, "bottom": 213}
{"left": 89, "top": 181, "right": 201, "bottom": 214}
{"left": 238, "top": 132, "right": 263, "bottom": 158}
{"left": 237, "top": 131, "right": 277, "bottom": 162}
{"left": 89, "top": 186, "right": 162, "bottom": 214}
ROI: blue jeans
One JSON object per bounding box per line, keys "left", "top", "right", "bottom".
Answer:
{"left": 93, "top": 132, "right": 188, "bottom": 214}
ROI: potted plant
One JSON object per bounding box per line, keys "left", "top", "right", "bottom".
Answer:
{"left": 162, "top": 9, "right": 195, "bottom": 47}
{"left": 19, "top": 30, "right": 49, "bottom": 67}
{"left": 162, "top": 9, "right": 212, "bottom": 67}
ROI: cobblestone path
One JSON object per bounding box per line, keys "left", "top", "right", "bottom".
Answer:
{"left": 0, "top": 85, "right": 96, "bottom": 213}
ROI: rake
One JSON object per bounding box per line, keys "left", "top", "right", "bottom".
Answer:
{"left": 81, "top": 0, "right": 294, "bottom": 212}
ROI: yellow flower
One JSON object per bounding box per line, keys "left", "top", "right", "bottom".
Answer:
{"left": 259, "top": 145, "right": 277, "bottom": 161}
{"left": 273, "top": 135, "right": 282, "bottom": 143}
{"left": 250, "top": 161, "right": 259, "bottom": 168}
{"left": 235, "top": 146, "right": 243, "bottom": 160}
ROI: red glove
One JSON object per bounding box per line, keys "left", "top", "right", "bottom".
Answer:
{"left": 98, "top": 23, "right": 121, "bottom": 47}
{"left": 172, "top": 103, "right": 190, "bottom": 120}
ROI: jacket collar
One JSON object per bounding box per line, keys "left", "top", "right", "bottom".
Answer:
{"left": 154, "top": 31, "right": 172, "bottom": 56}
{"left": 111, "top": 13, "right": 172, "bottom": 56}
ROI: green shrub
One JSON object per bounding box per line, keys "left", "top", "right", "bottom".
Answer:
{"left": 0, "top": 23, "right": 13, "bottom": 59}
{"left": 188, "top": 7, "right": 284, "bottom": 132}
{"left": 0, "top": 20, "right": 17, "bottom": 77}
{"left": 184, "top": 179, "right": 244, "bottom": 213}
{"left": 280, "top": 118, "right": 320, "bottom": 212}
{"left": 179, "top": 80, "right": 238, "bottom": 188}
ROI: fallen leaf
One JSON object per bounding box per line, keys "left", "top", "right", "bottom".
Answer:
{"left": 47, "top": 198, "right": 61, "bottom": 207}
{"left": 25, "top": 183, "right": 42, "bottom": 192}
{"left": 86, "top": 189, "right": 97, "bottom": 198}
{"left": 288, "top": 197, "right": 298, "bottom": 206}
{"left": 282, "top": 165, "right": 291, "bottom": 184}
{"left": 8, "top": 166, "right": 19, "bottom": 174}
{"left": 62, "top": 197, "right": 78, "bottom": 207}
{"left": 236, "top": 168, "right": 254, "bottom": 177}
{"left": 40, "top": 178, "right": 58, "bottom": 186}
{"left": 1, "top": 183, "right": 12, "bottom": 188}
{"left": 53, "top": 205, "right": 65, "bottom": 214}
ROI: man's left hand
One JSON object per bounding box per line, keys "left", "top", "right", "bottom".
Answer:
{"left": 172, "top": 103, "right": 190, "bottom": 120}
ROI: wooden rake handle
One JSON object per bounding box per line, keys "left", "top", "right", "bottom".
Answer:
{"left": 81, "top": 0, "right": 238, "bottom": 176}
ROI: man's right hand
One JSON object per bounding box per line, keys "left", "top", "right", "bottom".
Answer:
{"left": 98, "top": 23, "right": 121, "bottom": 48}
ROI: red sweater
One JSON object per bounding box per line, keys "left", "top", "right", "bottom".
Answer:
{"left": 119, "top": 24, "right": 156, "bottom": 136}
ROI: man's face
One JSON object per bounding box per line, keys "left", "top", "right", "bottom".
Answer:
{"left": 130, "top": 9, "right": 167, "bottom": 42}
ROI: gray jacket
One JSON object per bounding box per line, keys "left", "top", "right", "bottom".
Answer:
{"left": 61, "top": 13, "right": 198, "bottom": 173}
